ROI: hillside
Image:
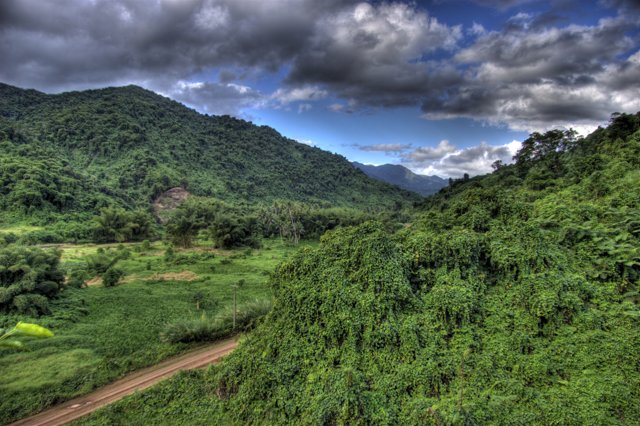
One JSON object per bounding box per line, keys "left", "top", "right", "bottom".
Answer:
{"left": 352, "top": 162, "right": 447, "bottom": 196}
{"left": 75, "top": 113, "right": 640, "bottom": 425}
{"left": 0, "top": 83, "right": 417, "bottom": 223}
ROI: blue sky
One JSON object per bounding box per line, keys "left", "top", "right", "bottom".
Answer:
{"left": 1, "top": 0, "right": 638, "bottom": 177}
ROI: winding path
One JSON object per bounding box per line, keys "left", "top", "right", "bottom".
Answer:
{"left": 9, "top": 338, "right": 238, "bottom": 426}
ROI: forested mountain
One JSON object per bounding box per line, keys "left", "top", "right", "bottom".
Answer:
{"left": 0, "top": 83, "right": 417, "bottom": 223}
{"left": 166, "top": 113, "right": 638, "bottom": 424}
{"left": 352, "top": 161, "right": 447, "bottom": 196}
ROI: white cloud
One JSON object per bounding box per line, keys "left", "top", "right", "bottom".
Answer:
{"left": 271, "top": 86, "right": 328, "bottom": 104}
{"left": 164, "top": 79, "right": 264, "bottom": 116}
{"left": 423, "top": 15, "right": 640, "bottom": 132}
{"left": 403, "top": 140, "right": 456, "bottom": 161}
{"left": 468, "top": 22, "right": 486, "bottom": 36}
{"left": 403, "top": 140, "right": 522, "bottom": 178}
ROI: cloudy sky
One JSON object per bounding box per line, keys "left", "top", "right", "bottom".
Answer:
{"left": 1, "top": 0, "right": 639, "bottom": 177}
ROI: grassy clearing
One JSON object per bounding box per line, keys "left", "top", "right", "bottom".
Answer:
{"left": 0, "top": 238, "right": 311, "bottom": 424}
{"left": 0, "top": 224, "right": 44, "bottom": 235}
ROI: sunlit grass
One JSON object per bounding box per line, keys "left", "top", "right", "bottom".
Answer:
{"left": 0, "top": 237, "right": 314, "bottom": 424}
{"left": 0, "top": 224, "right": 43, "bottom": 235}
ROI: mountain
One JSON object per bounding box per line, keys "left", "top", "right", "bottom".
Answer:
{"left": 0, "top": 83, "right": 418, "bottom": 223}
{"left": 352, "top": 161, "right": 447, "bottom": 196}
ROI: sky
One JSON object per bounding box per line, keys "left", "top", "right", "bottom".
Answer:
{"left": 1, "top": 0, "right": 639, "bottom": 178}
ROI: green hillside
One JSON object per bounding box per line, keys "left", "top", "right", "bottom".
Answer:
{"left": 0, "top": 83, "right": 417, "bottom": 226}
{"left": 76, "top": 113, "right": 640, "bottom": 425}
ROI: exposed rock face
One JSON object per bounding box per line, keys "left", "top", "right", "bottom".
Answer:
{"left": 152, "top": 187, "right": 190, "bottom": 221}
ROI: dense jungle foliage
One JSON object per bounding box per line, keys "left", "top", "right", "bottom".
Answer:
{"left": 0, "top": 82, "right": 417, "bottom": 240}
{"left": 0, "top": 246, "right": 64, "bottom": 316}
{"left": 76, "top": 113, "right": 640, "bottom": 425}
{"left": 203, "top": 113, "right": 640, "bottom": 425}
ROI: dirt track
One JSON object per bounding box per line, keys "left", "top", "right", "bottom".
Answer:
{"left": 8, "top": 339, "right": 237, "bottom": 426}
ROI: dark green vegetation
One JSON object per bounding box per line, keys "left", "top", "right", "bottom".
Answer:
{"left": 0, "top": 246, "right": 65, "bottom": 315}
{"left": 0, "top": 239, "right": 306, "bottom": 424}
{"left": 76, "top": 113, "right": 640, "bottom": 425}
{"left": 353, "top": 161, "right": 448, "bottom": 196}
{"left": 0, "top": 82, "right": 417, "bottom": 243}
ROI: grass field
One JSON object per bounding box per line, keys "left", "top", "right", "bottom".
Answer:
{"left": 0, "top": 224, "right": 44, "bottom": 235}
{"left": 0, "top": 238, "right": 311, "bottom": 424}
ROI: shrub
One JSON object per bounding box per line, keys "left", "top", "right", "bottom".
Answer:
{"left": 0, "top": 245, "right": 64, "bottom": 314}
{"left": 0, "top": 232, "right": 18, "bottom": 245}
{"left": 18, "top": 230, "right": 64, "bottom": 245}
{"left": 102, "top": 267, "right": 125, "bottom": 287}
{"left": 85, "top": 253, "right": 114, "bottom": 275}
{"left": 160, "top": 299, "right": 271, "bottom": 344}
{"left": 209, "top": 215, "right": 259, "bottom": 249}
{"left": 67, "top": 269, "right": 89, "bottom": 289}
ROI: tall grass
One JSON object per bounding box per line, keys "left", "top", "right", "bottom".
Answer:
{"left": 160, "top": 299, "right": 272, "bottom": 344}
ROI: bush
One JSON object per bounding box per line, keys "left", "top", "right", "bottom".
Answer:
{"left": 164, "top": 250, "right": 215, "bottom": 266}
{"left": 93, "top": 207, "right": 154, "bottom": 243}
{"left": 209, "top": 215, "right": 259, "bottom": 249}
{"left": 0, "top": 245, "right": 64, "bottom": 314}
{"left": 67, "top": 269, "right": 89, "bottom": 289}
{"left": 160, "top": 299, "right": 272, "bottom": 344}
{"left": 102, "top": 267, "right": 125, "bottom": 287}
{"left": 164, "top": 246, "right": 175, "bottom": 263}
{"left": 18, "top": 230, "right": 64, "bottom": 245}
{"left": 13, "top": 294, "right": 50, "bottom": 316}
{"left": 0, "top": 232, "right": 19, "bottom": 246}
{"left": 85, "top": 253, "right": 114, "bottom": 275}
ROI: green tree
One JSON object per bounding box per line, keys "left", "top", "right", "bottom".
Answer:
{"left": 0, "top": 245, "right": 64, "bottom": 315}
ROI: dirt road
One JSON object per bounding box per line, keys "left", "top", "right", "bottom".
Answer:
{"left": 9, "top": 339, "right": 237, "bottom": 426}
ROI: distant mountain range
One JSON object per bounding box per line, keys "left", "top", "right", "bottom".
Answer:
{"left": 352, "top": 162, "right": 447, "bottom": 196}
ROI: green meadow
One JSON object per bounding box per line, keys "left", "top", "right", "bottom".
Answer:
{"left": 0, "top": 238, "right": 310, "bottom": 424}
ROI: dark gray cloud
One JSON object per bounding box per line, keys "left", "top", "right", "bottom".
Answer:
{"left": 600, "top": 0, "right": 640, "bottom": 12}
{"left": 0, "top": 0, "right": 638, "bottom": 132}
{"left": 0, "top": 0, "right": 351, "bottom": 91}
{"left": 285, "top": 2, "right": 463, "bottom": 106}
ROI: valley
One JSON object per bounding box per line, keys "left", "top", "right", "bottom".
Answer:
{"left": 1, "top": 87, "right": 639, "bottom": 425}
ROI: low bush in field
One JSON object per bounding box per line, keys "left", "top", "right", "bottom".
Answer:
{"left": 160, "top": 299, "right": 272, "bottom": 344}
{"left": 164, "top": 251, "right": 216, "bottom": 266}
{"left": 102, "top": 267, "right": 125, "bottom": 287}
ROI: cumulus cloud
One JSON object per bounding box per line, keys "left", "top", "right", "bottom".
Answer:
{"left": 272, "top": 86, "right": 328, "bottom": 104}
{"left": 286, "top": 2, "right": 463, "bottom": 106}
{"left": 0, "top": 0, "right": 638, "bottom": 131}
{"left": 161, "top": 80, "right": 264, "bottom": 116}
{"left": 0, "top": 0, "right": 348, "bottom": 105}
{"left": 353, "top": 143, "right": 413, "bottom": 153}
{"left": 402, "top": 140, "right": 456, "bottom": 161}
{"left": 402, "top": 140, "right": 521, "bottom": 178}
{"left": 422, "top": 15, "right": 640, "bottom": 131}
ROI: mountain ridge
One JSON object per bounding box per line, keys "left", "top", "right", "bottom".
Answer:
{"left": 352, "top": 161, "right": 447, "bottom": 196}
{"left": 0, "top": 82, "right": 419, "bottom": 220}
